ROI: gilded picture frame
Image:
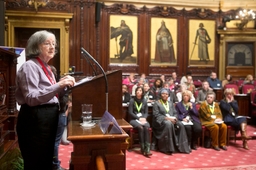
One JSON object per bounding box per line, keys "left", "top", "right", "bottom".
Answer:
{"left": 188, "top": 20, "right": 215, "bottom": 66}
{"left": 150, "top": 17, "right": 178, "bottom": 66}
{"left": 109, "top": 15, "right": 138, "bottom": 64}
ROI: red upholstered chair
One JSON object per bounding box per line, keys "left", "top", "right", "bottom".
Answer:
{"left": 127, "top": 84, "right": 134, "bottom": 94}
{"left": 236, "top": 79, "right": 244, "bottom": 88}
{"left": 250, "top": 90, "right": 256, "bottom": 118}
{"left": 241, "top": 84, "right": 255, "bottom": 94}
{"left": 224, "top": 84, "right": 240, "bottom": 95}
{"left": 129, "top": 128, "right": 152, "bottom": 149}
{"left": 193, "top": 79, "right": 202, "bottom": 88}
{"left": 227, "top": 125, "right": 237, "bottom": 145}
{"left": 194, "top": 89, "right": 199, "bottom": 99}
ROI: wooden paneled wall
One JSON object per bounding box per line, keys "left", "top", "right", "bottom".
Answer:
{"left": 5, "top": 0, "right": 256, "bottom": 80}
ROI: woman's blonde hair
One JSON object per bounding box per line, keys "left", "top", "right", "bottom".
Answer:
{"left": 224, "top": 88, "right": 236, "bottom": 95}
{"left": 182, "top": 90, "right": 192, "bottom": 99}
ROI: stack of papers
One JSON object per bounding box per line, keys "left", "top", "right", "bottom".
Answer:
{"left": 181, "top": 121, "right": 193, "bottom": 125}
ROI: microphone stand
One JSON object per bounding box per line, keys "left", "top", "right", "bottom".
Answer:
{"left": 81, "top": 47, "right": 108, "bottom": 111}
{"left": 81, "top": 51, "right": 97, "bottom": 76}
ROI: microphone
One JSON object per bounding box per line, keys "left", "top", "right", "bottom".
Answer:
{"left": 81, "top": 47, "right": 109, "bottom": 111}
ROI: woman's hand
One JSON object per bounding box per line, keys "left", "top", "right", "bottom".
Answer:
{"left": 226, "top": 96, "right": 234, "bottom": 103}
{"left": 139, "top": 117, "right": 147, "bottom": 125}
{"left": 188, "top": 102, "right": 193, "bottom": 109}
{"left": 183, "top": 118, "right": 189, "bottom": 122}
{"left": 58, "top": 75, "right": 76, "bottom": 88}
{"left": 167, "top": 117, "right": 177, "bottom": 124}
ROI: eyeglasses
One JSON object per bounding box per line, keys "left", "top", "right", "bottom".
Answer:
{"left": 43, "top": 42, "right": 55, "bottom": 47}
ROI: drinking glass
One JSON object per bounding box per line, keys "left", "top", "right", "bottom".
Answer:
{"left": 81, "top": 104, "right": 92, "bottom": 124}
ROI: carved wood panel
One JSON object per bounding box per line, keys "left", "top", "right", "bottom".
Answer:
{"left": 6, "top": 0, "right": 255, "bottom": 80}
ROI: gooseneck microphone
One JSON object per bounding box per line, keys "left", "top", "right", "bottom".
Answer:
{"left": 81, "top": 47, "right": 108, "bottom": 111}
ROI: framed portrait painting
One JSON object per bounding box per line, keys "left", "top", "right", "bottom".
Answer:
{"left": 109, "top": 15, "right": 138, "bottom": 64}
{"left": 150, "top": 17, "right": 178, "bottom": 66}
{"left": 189, "top": 20, "right": 215, "bottom": 66}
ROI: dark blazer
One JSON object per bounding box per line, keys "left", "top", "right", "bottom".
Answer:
{"left": 219, "top": 99, "right": 239, "bottom": 123}
{"left": 175, "top": 102, "right": 200, "bottom": 123}
{"left": 128, "top": 98, "right": 148, "bottom": 120}
{"left": 122, "top": 92, "right": 131, "bottom": 103}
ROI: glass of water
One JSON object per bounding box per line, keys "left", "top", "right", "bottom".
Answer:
{"left": 81, "top": 104, "right": 92, "bottom": 125}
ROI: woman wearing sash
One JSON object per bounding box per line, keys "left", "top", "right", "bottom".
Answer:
{"left": 152, "top": 88, "right": 190, "bottom": 155}
{"left": 15, "top": 30, "right": 75, "bottom": 170}
{"left": 128, "top": 86, "right": 152, "bottom": 157}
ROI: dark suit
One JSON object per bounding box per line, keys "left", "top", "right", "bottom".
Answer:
{"left": 122, "top": 92, "right": 131, "bottom": 103}
{"left": 219, "top": 99, "right": 246, "bottom": 131}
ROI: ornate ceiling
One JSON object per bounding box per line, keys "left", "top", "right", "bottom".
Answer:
{"left": 100, "top": 0, "right": 256, "bottom": 12}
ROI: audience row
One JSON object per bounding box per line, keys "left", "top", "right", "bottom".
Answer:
{"left": 127, "top": 86, "right": 251, "bottom": 157}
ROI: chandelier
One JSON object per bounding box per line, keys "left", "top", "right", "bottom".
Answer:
{"left": 235, "top": 9, "right": 256, "bottom": 30}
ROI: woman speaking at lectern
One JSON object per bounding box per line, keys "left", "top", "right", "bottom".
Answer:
{"left": 15, "top": 30, "right": 75, "bottom": 170}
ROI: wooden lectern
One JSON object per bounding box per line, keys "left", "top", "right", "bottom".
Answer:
{"left": 68, "top": 70, "right": 129, "bottom": 170}
{"left": 71, "top": 70, "right": 123, "bottom": 120}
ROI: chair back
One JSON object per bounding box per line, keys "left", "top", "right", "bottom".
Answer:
{"left": 241, "top": 84, "right": 255, "bottom": 94}
{"left": 224, "top": 84, "right": 239, "bottom": 95}
{"left": 195, "top": 103, "right": 201, "bottom": 111}
{"left": 193, "top": 80, "right": 202, "bottom": 88}
{"left": 250, "top": 90, "right": 256, "bottom": 103}
{"left": 194, "top": 89, "right": 199, "bottom": 98}
{"left": 236, "top": 79, "right": 244, "bottom": 88}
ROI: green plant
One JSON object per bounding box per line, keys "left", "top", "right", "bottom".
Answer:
{"left": 0, "top": 148, "right": 24, "bottom": 170}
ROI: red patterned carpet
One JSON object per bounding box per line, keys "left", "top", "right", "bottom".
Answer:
{"left": 59, "top": 125, "right": 256, "bottom": 170}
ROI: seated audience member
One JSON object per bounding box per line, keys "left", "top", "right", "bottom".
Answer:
{"left": 168, "top": 78, "right": 175, "bottom": 91}
{"left": 152, "top": 88, "right": 190, "bottom": 154}
{"left": 175, "top": 90, "right": 202, "bottom": 151}
{"left": 207, "top": 71, "right": 222, "bottom": 89}
{"left": 163, "top": 81, "right": 170, "bottom": 90}
{"left": 162, "top": 82, "right": 178, "bottom": 103}
{"left": 128, "top": 86, "right": 152, "bottom": 157}
{"left": 180, "top": 71, "right": 192, "bottom": 85}
{"left": 196, "top": 81, "right": 213, "bottom": 103}
{"left": 199, "top": 91, "right": 227, "bottom": 151}
{"left": 185, "top": 75, "right": 196, "bottom": 94}
{"left": 171, "top": 71, "right": 180, "bottom": 91}
{"left": 176, "top": 84, "right": 195, "bottom": 103}
{"left": 122, "top": 73, "right": 135, "bottom": 85}
{"left": 222, "top": 74, "right": 233, "bottom": 87}
{"left": 132, "top": 78, "right": 145, "bottom": 96}
{"left": 243, "top": 74, "right": 254, "bottom": 85}
{"left": 219, "top": 88, "right": 251, "bottom": 149}
{"left": 143, "top": 83, "right": 155, "bottom": 103}
{"left": 139, "top": 73, "right": 149, "bottom": 84}
{"left": 122, "top": 84, "right": 131, "bottom": 103}
{"left": 151, "top": 78, "right": 163, "bottom": 100}
{"left": 160, "top": 74, "right": 166, "bottom": 83}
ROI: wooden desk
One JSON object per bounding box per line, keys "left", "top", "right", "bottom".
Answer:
{"left": 234, "top": 94, "right": 250, "bottom": 116}
{"left": 116, "top": 119, "right": 133, "bottom": 132}
{"left": 213, "top": 88, "right": 224, "bottom": 102}
{"left": 68, "top": 120, "right": 129, "bottom": 170}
